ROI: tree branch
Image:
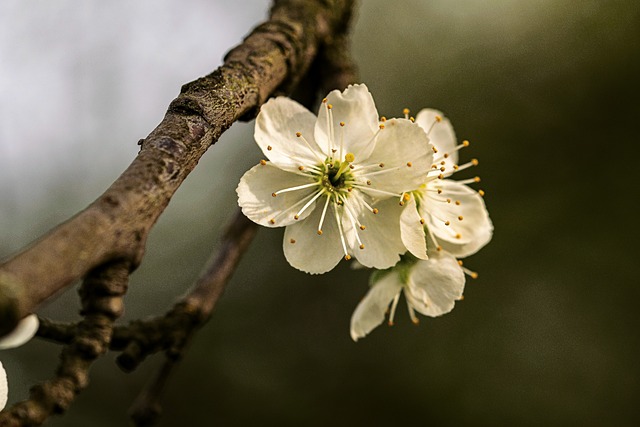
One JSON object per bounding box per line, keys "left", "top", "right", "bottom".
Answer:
{"left": 0, "top": 0, "right": 354, "bottom": 337}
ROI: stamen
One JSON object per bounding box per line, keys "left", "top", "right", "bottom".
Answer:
{"left": 388, "top": 293, "right": 401, "bottom": 326}
{"left": 407, "top": 301, "right": 420, "bottom": 325}
{"left": 317, "top": 194, "right": 331, "bottom": 234}
{"left": 462, "top": 267, "right": 479, "bottom": 279}
{"left": 452, "top": 159, "right": 479, "bottom": 173}
{"left": 295, "top": 132, "right": 323, "bottom": 163}
{"left": 353, "top": 184, "right": 400, "bottom": 198}
{"left": 403, "top": 108, "right": 410, "bottom": 119}
{"left": 295, "top": 189, "right": 324, "bottom": 220}
{"left": 339, "top": 121, "right": 345, "bottom": 160}
{"left": 478, "top": 189, "right": 485, "bottom": 197}
{"left": 341, "top": 197, "right": 364, "bottom": 249}
{"left": 326, "top": 103, "right": 335, "bottom": 158}
{"left": 273, "top": 182, "right": 318, "bottom": 197}
{"left": 260, "top": 160, "right": 267, "bottom": 166}
{"left": 457, "top": 176, "right": 481, "bottom": 185}
{"left": 333, "top": 202, "right": 350, "bottom": 260}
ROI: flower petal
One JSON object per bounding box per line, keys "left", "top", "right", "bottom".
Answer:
{"left": 415, "top": 108, "right": 458, "bottom": 166}
{"left": 421, "top": 179, "right": 493, "bottom": 257}
{"left": 315, "top": 84, "right": 380, "bottom": 161}
{"left": 405, "top": 251, "right": 465, "bottom": 317}
{"left": 361, "top": 119, "right": 433, "bottom": 195}
{"left": 400, "top": 197, "right": 428, "bottom": 260}
{"left": 0, "top": 314, "right": 39, "bottom": 350}
{"left": 346, "top": 198, "right": 406, "bottom": 269}
{"left": 283, "top": 198, "right": 344, "bottom": 274}
{"left": 237, "top": 163, "right": 318, "bottom": 228}
{"left": 350, "top": 270, "right": 403, "bottom": 341}
{"left": 255, "top": 97, "right": 323, "bottom": 172}
{"left": 0, "top": 361, "right": 7, "bottom": 410}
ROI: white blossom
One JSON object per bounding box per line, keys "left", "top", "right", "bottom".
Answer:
{"left": 350, "top": 250, "right": 465, "bottom": 341}
{"left": 400, "top": 109, "right": 493, "bottom": 260}
{"left": 237, "top": 84, "right": 433, "bottom": 274}
{"left": 0, "top": 314, "right": 39, "bottom": 410}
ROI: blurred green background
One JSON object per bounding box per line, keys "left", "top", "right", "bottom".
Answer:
{"left": 1, "top": 0, "right": 639, "bottom": 425}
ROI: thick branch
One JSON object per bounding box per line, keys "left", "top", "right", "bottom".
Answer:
{"left": 0, "top": 0, "right": 355, "bottom": 336}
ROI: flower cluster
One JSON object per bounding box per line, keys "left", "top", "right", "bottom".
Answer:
{"left": 237, "top": 84, "right": 492, "bottom": 341}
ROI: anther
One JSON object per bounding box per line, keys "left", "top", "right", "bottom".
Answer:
{"left": 372, "top": 208, "right": 379, "bottom": 214}
{"left": 458, "top": 216, "right": 464, "bottom": 221}
{"left": 359, "top": 244, "right": 365, "bottom": 250}
{"left": 438, "top": 173, "right": 444, "bottom": 179}
{"left": 407, "top": 162, "right": 412, "bottom": 167}
{"left": 444, "top": 153, "right": 449, "bottom": 158}
{"left": 437, "top": 189, "right": 443, "bottom": 194}
{"left": 379, "top": 163, "right": 384, "bottom": 168}
{"left": 349, "top": 164, "right": 355, "bottom": 169}
{"left": 380, "top": 116, "right": 387, "bottom": 122}
{"left": 419, "top": 218, "right": 425, "bottom": 224}
{"left": 441, "top": 161, "right": 446, "bottom": 165}
{"left": 479, "top": 189, "right": 485, "bottom": 197}
{"left": 347, "top": 187, "right": 353, "bottom": 192}
{"left": 471, "top": 272, "right": 479, "bottom": 279}
{"left": 410, "top": 117, "right": 415, "bottom": 122}
{"left": 366, "top": 180, "right": 372, "bottom": 185}
{"left": 317, "top": 230, "right": 323, "bottom": 235}
{"left": 260, "top": 160, "right": 267, "bottom": 166}
{"left": 463, "top": 140, "right": 470, "bottom": 147}
{"left": 271, "top": 193, "right": 277, "bottom": 197}
{"left": 379, "top": 124, "right": 385, "bottom": 129}
{"left": 290, "top": 239, "right": 296, "bottom": 244}
{"left": 458, "top": 260, "right": 464, "bottom": 266}
{"left": 322, "top": 98, "right": 327, "bottom": 103}
{"left": 327, "top": 104, "right": 333, "bottom": 110}
{"left": 453, "top": 165, "right": 459, "bottom": 170}
{"left": 298, "top": 166, "right": 304, "bottom": 171}
{"left": 455, "top": 233, "right": 462, "bottom": 239}
{"left": 340, "top": 121, "right": 345, "bottom": 127}
{"left": 269, "top": 219, "right": 275, "bottom": 224}
{"left": 296, "top": 132, "right": 302, "bottom": 137}
{"left": 403, "top": 108, "right": 410, "bottom": 115}
{"left": 472, "top": 158, "right": 479, "bottom": 166}
{"left": 344, "top": 254, "right": 351, "bottom": 260}
{"left": 455, "top": 200, "right": 461, "bottom": 205}
{"left": 445, "top": 221, "right": 450, "bottom": 226}
{"left": 294, "top": 215, "right": 299, "bottom": 220}
{"left": 436, "top": 245, "right": 442, "bottom": 251}
{"left": 432, "top": 146, "right": 438, "bottom": 153}
{"left": 403, "top": 193, "right": 411, "bottom": 202}
{"left": 435, "top": 115, "right": 442, "bottom": 122}
{"left": 440, "top": 166, "right": 446, "bottom": 172}
{"left": 267, "top": 145, "right": 272, "bottom": 151}
{"left": 446, "top": 198, "right": 452, "bottom": 203}
{"left": 474, "top": 176, "right": 481, "bottom": 182}
{"left": 359, "top": 225, "right": 366, "bottom": 230}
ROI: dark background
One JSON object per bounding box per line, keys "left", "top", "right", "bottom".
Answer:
{"left": 1, "top": 1, "right": 638, "bottom": 425}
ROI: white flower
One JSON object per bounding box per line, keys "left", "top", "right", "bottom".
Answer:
{"left": 350, "top": 250, "right": 465, "bottom": 341}
{"left": 237, "top": 84, "right": 433, "bottom": 274}
{"left": 0, "top": 314, "right": 39, "bottom": 410}
{"left": 400, "top": 109, "right": 493, "bottom": 260}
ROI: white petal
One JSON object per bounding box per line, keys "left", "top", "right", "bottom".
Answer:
{"left": 400, "top": 197, "right": 428, "bottom": 260}
{"left": 421, "top": 180, "right": 493, "bottom": 258}
{"left": 315, "top": 84, "right": 380, "bottom": 161}
{"left": 0, "top": 361, "right": 7, "bottom": 410}
{"left": 347, "top": 198, "right": 405, "bottom": 269}
{"left": 361, "top": 119, "right": 433, "bottom": 195}
{"left": 415, "top": 108, "right": 458, "bottom": 166}
{"left": 237, "top": 163, "right": 318, "bottom": 227}
{"left": 255, "top": 97, "right": 323, "bottom": 172}
{"left": 0, "top": 314, "right": 38, "bottom": 350}
{"left": 350, "top": 270, "right": 403, "bottom": 341}
{"left": 283, "top": 198, "right": 344, "bottom": 274}
{"left": 405, "top": 251, "right": 465, "bottom": 317}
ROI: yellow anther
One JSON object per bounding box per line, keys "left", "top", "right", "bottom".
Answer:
{"left": 347, "top": 187, "right": 353, "bottom": 192}
{"left": 298, "top": 166, "right": 304, "bottom": 171}
{"left": 294, "top": 215, "right": 299, "bottom": 220}
{"left": 327, "top": 104, "right": 333, "bottom": 110}
{"left": 271, "top": 193, "right": 277, "bottom": 197}
{"left": 458, "top": 216, "right": 464, "bottom": 221}
{"left": 359, "top": 244, "right": 365, "bottom": 250}
{"left": 296, "top": 132, "right": 302, "bottom": 137}
{"left": 340, "top": 121, "right": 345, "bottom": 127}
{"left": 359, "top": 225, "right": 366, "bottom": 230}
{"left": 445, "top": 221, "right": 451, "bottom": 226}
{"left": 411, "top": 317, "right": 420, "bottom": 325}
{"left": 290, "top": 239, "right": 296, "bottom": 244}
{"left": 432, "top": 146, "right": 438, "bottom": 153}
{"left": 474, "top": 176, "right": 481, "bottom": 182}
{"left": 372, "top": 208, "right": 379, "bottom": 214}
{"left": 379, "top": 123, "right": 385, "bottom": 129}
{"left": 317, "top": 230, "right": 323, "bottom": 235}
{"left": 463, "top": 140, "right": 470, "bottom": 147}
{"left": 440, "top": 166, "right": 446, "bottom": 172}
{"left": 349, "top": 164, "right": 355, "bottom": 169}
{"left": 379, "top": 163, "right": 385, "bottom": 167}
{"left": 471, "top": 272, "right": 479, "bottom": 279}
{"left": 344, "top": 254, "right": 351, "bottom": 260}
{"left": 444, "top": 153, "right": 449, "bottom": 158}
{"left": 437, "top": 189, "right": 443, "bottom": 194}
{"left": 453, "top": 165, "right": 459, "bottom": 170}
{"left": 260, "top": 159, "right": 267, "bottom": 166}
{"left": 419, "top": 218, "right": 425, "bottom": 224}
{"left": 435, "top": 115, "right": 442, "bottom": 122}
{"left": 441, "top": 161, "right": 446, "bottom": 165}
{"left": 436, "top": 245, "right": 442, "bottom": 251}
{"left": 472, "top": 158, "right": 479, "bottom": 166}
{"left": 345, "top": 153, "right": 355, "bottom": 162}
{"left": 322, "top": 98, "right": 327, "bottom": 103}
{"left": 438, "top": 173, "right": 444, "bottom": 179}
{"left": 410, "top": 117, "right": 415, "bottom": 122}
{"left": 458, "top": 260, "right": 464, "bottom": 266}
{"left": 267, "top": 145, "right": 272, "bottom": 151}
{"left": 366, "top": 180, "right": 371, "bottom": 185}
{"left": 380, "top": 116, "right": 387, "bottom": 122}
{"left": 269, "top": 219, "right": 275, "bottom": 224}
{"left": 431, "top": 165, "right": 438, "bottom": 169}
{"left": 455, "top": 233, "right": 462, "bottom": 239}
{"left": 403, "top": 193, "right": 411, "bottom": 202}
{"left": 479, "top": 189, "right": 485, "bottom": 197}
{"left": 446, "top": 198, "right": 452, "bottom": 203}
{"left": 403, "top": 108, "right": 410, "bottom": 115}
{"left": 455, "top": 200, "right": 461, "bottom": 205}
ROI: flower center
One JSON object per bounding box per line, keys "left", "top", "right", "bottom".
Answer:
{"left": 317, "top": 153, "right": 355, "bottom": 195}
